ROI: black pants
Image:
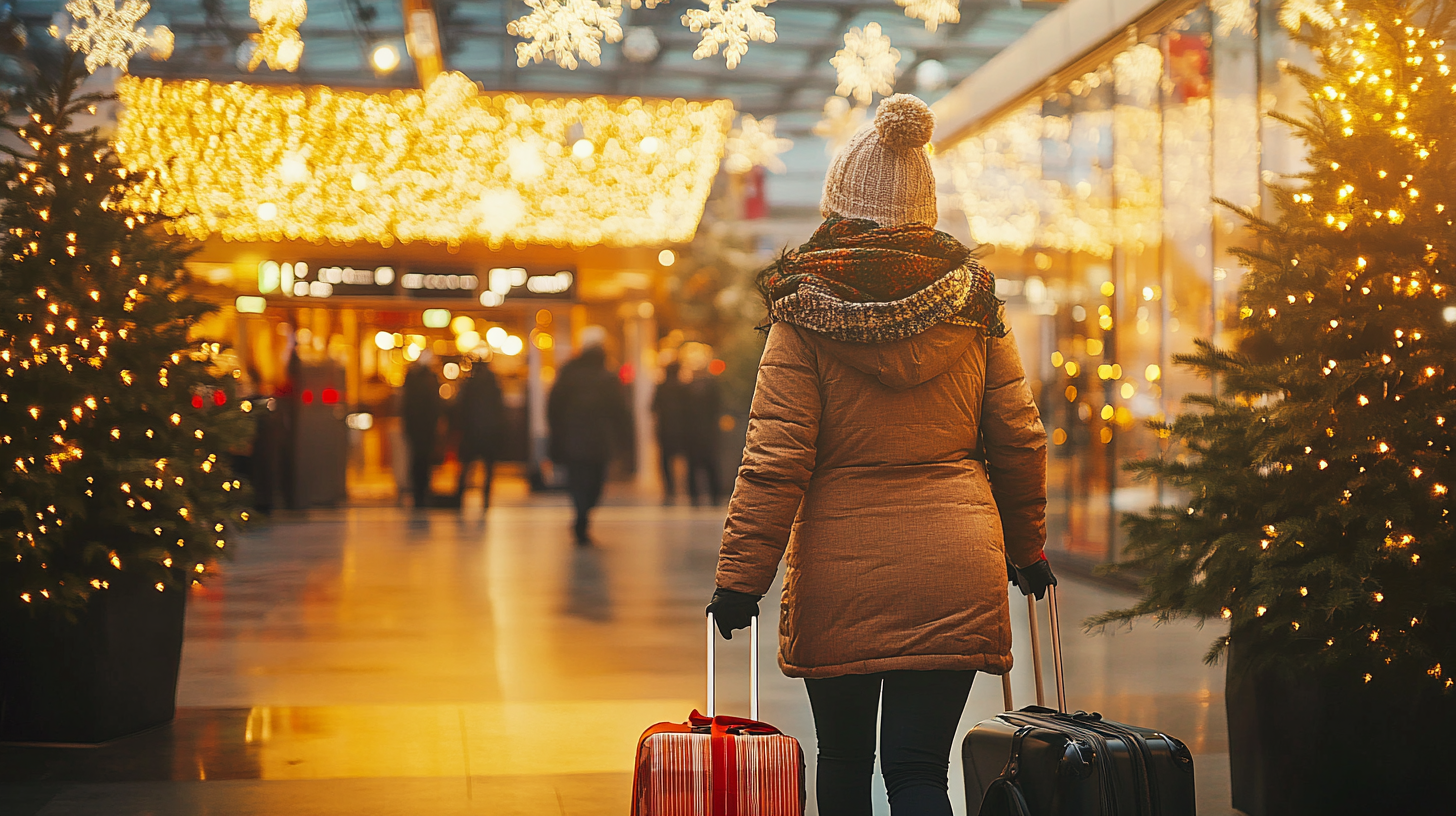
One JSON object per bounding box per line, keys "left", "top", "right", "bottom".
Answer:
{"left": 408, "top": 440, "right": 433, "bottom": 509}
{"left": 805, "top": 669, "right": 975, "bottom": 816}
{"left": 566, "top": 462, "right": 606, "bottom": 540}
{"left": 455, "top": 451, "right": 496, "bottom": 507}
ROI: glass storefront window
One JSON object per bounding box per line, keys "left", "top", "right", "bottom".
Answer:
{"left": 938, "top": 0, "right": 1295, "bottom": 563}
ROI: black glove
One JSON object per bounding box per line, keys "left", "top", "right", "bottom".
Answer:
{"left": 706, "top": 587, "right": 761, "bottom": 640}
{"left": 1008, "top": 553, "right": 1058, "bottom": 600}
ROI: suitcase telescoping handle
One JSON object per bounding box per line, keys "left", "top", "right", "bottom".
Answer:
{"left": 706, "top": 613, "right": 760, "bottom": 720}
{"left": 999, "top": 584, "right": 1068, "bottom": 714}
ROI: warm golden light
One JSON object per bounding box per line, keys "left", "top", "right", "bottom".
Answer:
{"left": 114, "top": 73, "right": 734, "bottom": 248}
{"left": 371, "top": 43, "right": 400, "bottom": 72}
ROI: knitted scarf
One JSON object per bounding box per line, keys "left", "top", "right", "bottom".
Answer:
{"left": 756, "top": 217, "right": 1006, "bottom": 344}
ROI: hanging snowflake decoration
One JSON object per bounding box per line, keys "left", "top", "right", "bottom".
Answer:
{"left": 681, "top": 0, "right": 777, "bottom": 70}
{"left": 509, "top": 0, "right": 623, "bottom": 70}
{"left": 248, "top": 0, "right": 307, "bottom": 71}
{"left": 831, "top": 22, "right": 901, "bottom": 106}
{"left": 812, "top": 96, "right": 867, "bottom": 157}
{"left": 1209, "top": 0, "right": 1255, "bottom": 36}
{"left": 723, "top": 114, "right": 792, "bottom": 175}
{"left": 894, "top": 0, "right": 958, "bottom": 33}
{"left": 1278, "top": 0, "right": 1334, "bottom": 33}
{"left": 64, "top": 0, "right": 152, "bottom": 73}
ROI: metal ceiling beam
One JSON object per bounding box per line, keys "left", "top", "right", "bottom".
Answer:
{"left": 89, "top": 0, "right": 1054, "bottom": 118}
{"left": 154, "top": 22, "right": 1009, "bottom": 59}
{"left": 769, "top": 3, "right": 856, "bottom": 118}
{"left": 131, "top": 64, "right": 419, "bottom": 89}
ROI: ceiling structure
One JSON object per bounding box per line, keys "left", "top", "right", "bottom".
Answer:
{"left": 18, "top": 0, "right": 1055, "bottom": 133}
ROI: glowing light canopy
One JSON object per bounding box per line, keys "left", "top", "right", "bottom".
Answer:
{"left": 114, "top": 72, "right": 734, "bottom": 248}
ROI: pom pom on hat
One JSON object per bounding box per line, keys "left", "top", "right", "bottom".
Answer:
{"left": 874, "top": 94, "right": 935, "bottom": 151}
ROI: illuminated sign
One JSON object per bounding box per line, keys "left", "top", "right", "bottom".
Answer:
{"left": 401, "top": 271, "right": 480, "bottom": 299}
{"left": 254, "top": 261, "right": 575, "bottom": 303}
{"left": 258, "top": 261, "right": 397, "bottom": 299}
{"left": 525, "top": 271, "right": 574, "bottom": 294}
{"left": 478, "top": 266, "right": 576, "bottom": 306}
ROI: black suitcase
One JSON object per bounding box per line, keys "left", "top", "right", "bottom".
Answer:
{"left": 963, "top": 586, "right": 1197, "bottom": 815}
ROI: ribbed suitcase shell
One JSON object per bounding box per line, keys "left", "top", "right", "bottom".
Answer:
{"left": 632, "top": 724, "right": 805, "bottom": 816}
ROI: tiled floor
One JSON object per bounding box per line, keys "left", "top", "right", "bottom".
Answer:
{"left": 1, "top": 491, "right": 1233, "bottom": 815}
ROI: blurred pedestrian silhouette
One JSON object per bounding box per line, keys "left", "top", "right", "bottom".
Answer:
{"left": 454, "top": 362, "right": 506, "bottom": 509}
{"left": 651, "top": 359, "right": 687, "bottom": 504}
{"left": 401, "top": 350, "right": 440, "bottom": 509}
{"left": 679, "top": 343, "right": 723, "bottom": 506}
{"left": 548, "top": 326, "right": 632, "bottom": 545}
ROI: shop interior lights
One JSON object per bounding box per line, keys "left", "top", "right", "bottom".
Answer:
{"left": 114, "top": 72, "right": 734, "bottom": 248}
{"left": 937, "top": 38, "right": 1257, "bottom": 258}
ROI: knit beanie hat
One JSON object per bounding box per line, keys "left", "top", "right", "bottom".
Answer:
{"left": 820, "top": 94, "right": 937, "bottom": 228}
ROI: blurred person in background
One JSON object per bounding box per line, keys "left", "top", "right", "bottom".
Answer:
{"left": 679, "top": 342, "right": 723, "bottom": 506}
{"left": 402, "top": 349, "right": 441, "bottom": 510}
{"left": 548, "top": 326, "right": 632, "bottom": 545}
{"left": 454, "top": 361, "right": 506, "bottom": 510}
{"left": 651, "top": 358, "right": 687, "bottom": 504}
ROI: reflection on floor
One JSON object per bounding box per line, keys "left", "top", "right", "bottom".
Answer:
{"left": 0, "top": 496, "right": 1234, "bottom": 816}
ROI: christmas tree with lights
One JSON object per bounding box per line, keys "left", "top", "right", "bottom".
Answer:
{"left": 1094, "top": 0, "right": 1456, "bottom": 807}
{"left": 1101, "top": 0, "right": 1456, "bottom": 689}
{"left": 0, "top": 52, "right": 250, "bottom": 616}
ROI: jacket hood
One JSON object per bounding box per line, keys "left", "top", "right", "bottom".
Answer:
{"left": 814, "top": 323, "right": 980, "bottom": 391}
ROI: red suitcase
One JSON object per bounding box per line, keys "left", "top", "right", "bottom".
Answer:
{"left": 631, "top": 615, "right": 806, "bottom": 816}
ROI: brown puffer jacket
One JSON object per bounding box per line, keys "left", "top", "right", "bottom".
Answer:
{"left": 715, "top": 320, "right": 1047, "bottom": 678}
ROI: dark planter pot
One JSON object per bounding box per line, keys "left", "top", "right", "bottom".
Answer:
{"left": 1226, "top": 650, "right": 1456, "bottom": 815}
{"left": 0, "top": 573, "right": 187, "bottom": 743}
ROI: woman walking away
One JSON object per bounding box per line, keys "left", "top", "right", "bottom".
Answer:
{"left": 706, "top": 94, "right": 1055, "bottom": 816}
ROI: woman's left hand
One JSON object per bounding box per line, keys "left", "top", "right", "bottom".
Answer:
{"left": 1008, "top": 554, "right": 1057, "bottom": 600}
